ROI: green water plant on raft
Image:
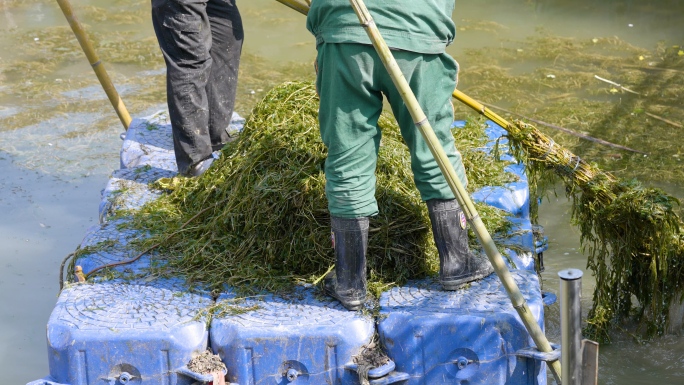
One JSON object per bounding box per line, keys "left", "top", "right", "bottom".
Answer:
{"left": 126, "top": 81, "right": 515, "bottom": 296}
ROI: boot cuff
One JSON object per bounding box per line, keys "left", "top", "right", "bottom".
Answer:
{"left": 426, "top": 199, "right": 460, "bottom": 212}
{"left": 331, "top": 216, "right": 369, "bottom": 231}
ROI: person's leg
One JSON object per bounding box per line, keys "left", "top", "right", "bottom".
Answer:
{"left": 382, "top": 51, "right": 466, "bottom": 200}
{"left": 151, "top": 0, "right": 213, "bottom": 175}
{"left": 206, "top": 0, "right": 243, "bottom": 151}
{"left": 316, "top": 43, "right": 383, "bottom": 309}
{"left": 317, "top": 43, "right": 384, "bottom": 219}
{"left": 382, "top": 51, "right": 492, "bottom": 289}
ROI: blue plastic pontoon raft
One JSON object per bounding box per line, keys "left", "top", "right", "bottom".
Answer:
{"left": 28, "top": 114, "right": 552, "bottom": 385}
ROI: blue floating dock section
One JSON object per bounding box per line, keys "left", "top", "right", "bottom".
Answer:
{"left": 378, "top": 271, "right": 546, "bottom": 385}
{"left": 460, "top": 120, "right": 548, "bottom": 271}
{"left": 211, "top": 288, "right": 375, "bottom": 385}
{"left": 30, "top": 114, "right": 551, "bottom": 385}
{"left": 37, "top": 280, "right": 212, "bottom": 385}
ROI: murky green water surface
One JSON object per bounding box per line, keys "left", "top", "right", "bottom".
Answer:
{"left": 1, "top": 0, "right": 682, "bottom": 383}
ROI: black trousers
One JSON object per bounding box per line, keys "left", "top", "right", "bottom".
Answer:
{"left": 152, "top": 0, "right": 243, "bottom": 174}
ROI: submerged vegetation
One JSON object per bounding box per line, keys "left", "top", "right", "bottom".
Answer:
{"left": 126, "top": 82, "right": 514, "bottom": 295}
{"left": 503, "top": 116, "right": 684, "bottom": 341}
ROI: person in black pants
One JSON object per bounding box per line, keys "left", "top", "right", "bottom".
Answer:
{"left": 152, "top": 0, "right": 243, "bottom": 176}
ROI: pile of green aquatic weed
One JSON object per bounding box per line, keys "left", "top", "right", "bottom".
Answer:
{"left": 129, "top": 81, "right": 515, "bottom": 294}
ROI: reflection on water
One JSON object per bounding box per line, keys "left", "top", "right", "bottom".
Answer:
{"left": 0, "top": 0, "right": 683, "bottom": 384}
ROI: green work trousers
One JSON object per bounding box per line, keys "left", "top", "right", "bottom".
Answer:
{"left": 316, "top": 43, "right": 467, "bottom": 218}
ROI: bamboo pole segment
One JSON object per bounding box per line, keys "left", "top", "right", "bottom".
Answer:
{"left": 478, "top": 100, "right": 646, "bottom": 154}
{"left": 344, "top": 0, "right": 562, "bottom": 382}
{"left": 274, "top": 0, "right": 311, "bottom": 15}
{"left": 55, "top": 0, "right": 132, "bottom": 130}
{"left": 453, "top": 89, "right": 618, "bottom": 205}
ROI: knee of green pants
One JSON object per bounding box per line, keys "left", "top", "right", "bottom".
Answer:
{"left": 325, "top": 138, "right": 380, "bottom": 218}
{"left": 413, "top": 148, "right": 467, "bottom": 202}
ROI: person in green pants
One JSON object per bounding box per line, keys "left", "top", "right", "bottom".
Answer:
{"left": 307, "top": 0, "right": 494, "bottom": 311}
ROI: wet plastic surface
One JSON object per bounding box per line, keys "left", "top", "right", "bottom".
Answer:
{"left": 212, "top": 287, "right": 375, "bottom": 385}
{"left": 32, "top": 279, "right": 212, "bottom": 385}
{"left": 378, "top": 270, "right": 547, "bottom": 385}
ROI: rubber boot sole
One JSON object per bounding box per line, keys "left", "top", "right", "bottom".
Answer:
{"left": 323, "top": 271, "right": 365, "bottom": 311}
{"left": 441, "top": 266, "right": 495, "bottom": 291}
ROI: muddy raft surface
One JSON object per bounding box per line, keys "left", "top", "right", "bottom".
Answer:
{"left": 187, "top": 350, "right": 227, "bottom": 375}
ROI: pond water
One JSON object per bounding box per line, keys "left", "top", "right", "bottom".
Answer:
{"left": 1, "top": 0, "right": 683, "bottom": 384}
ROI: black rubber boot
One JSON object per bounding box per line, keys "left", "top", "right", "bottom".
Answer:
{"left": 324, "top": 216, "right": 369, "bottom": 311}
{"left": 427, "top": 199, "right": 494, "bottom": 290}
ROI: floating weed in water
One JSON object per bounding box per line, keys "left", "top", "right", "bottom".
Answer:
{"left": 234, "top": 53, "right": 314, "bottom": 114}
{"left": 124, "top": 82, "right": 514, "bottom": 296}
{"left": 458, "top": 32, "right": 684, "bottom": 184}
{"left": 504, "top": 101, "right": 684, "bottom": 342}
{"left": 455, "top": 30, "right": 684, "bottom": 341}
{"left": 80, "top": 5, "right": 146, "bottom": 25}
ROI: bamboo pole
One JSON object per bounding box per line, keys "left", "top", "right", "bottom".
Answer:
{"left": 344, "top": 0, "right": 562, "bottom": 382}
{"left": 274, "top": 0, "right": 310, "bottom": 15}
{"left": 453, "top": 88, "right": 618, "bottom": 203}
{"left": 479, "top": 100, "right": 646, "bottom": 154}
{"left": 55, "top": 0, "right": 132, "bottom": 130}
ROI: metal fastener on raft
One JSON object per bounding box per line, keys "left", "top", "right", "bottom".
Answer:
{"left": 345, "top": 360, "right": 410, "bottom": 384}
{"left": 286, "top": 368, "right": 299, "bottom": 382}
{"left": 454, "top": 356, "right": 472, "bottom": 370}
{"left": 118, "top": 372, "right": 133, "bottom": 384}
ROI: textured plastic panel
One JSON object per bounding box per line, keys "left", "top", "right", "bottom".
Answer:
{"left": 120, "top": 112, "right": 177, "bottom": 171}
{"left": 99, "top": 167, "right": 175, "bottom": 221}
{"left": 378, "top": 270, "right": 546, "bottom": 385}
{"left": 45, "top": 280, "right": 212, "bottom": 385}
{"left": 26, "top": 377, "right": 69, "bottom": 385}
{"left": 471, "top": 183, "right": 530, "bottom": 219}
{"left": 502, "top": 248, "right": 536, "bottom": 272}
{"left": 211, "top": 286, "right": 375, "bottom": 385}
{"left": 500, "top": 217, "right": 534, "bottom": 253}
{"left": 74, "top": 219, "right": 151, "bottom": 276}
{"left": 120, "top": 111, "right": 244, "bottom": 171}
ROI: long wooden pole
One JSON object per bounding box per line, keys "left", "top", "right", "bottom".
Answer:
{"left": 276, "top": 0, "right": 562, "bottom": 381}
{"left": 55, "top": 0, "right": 132, "bottom": 130}
{"left": 345, "top": 1, "right": 562, "bottom": 382}
{"left": 274, "top": 0, "right": 310, "bottom": 15}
